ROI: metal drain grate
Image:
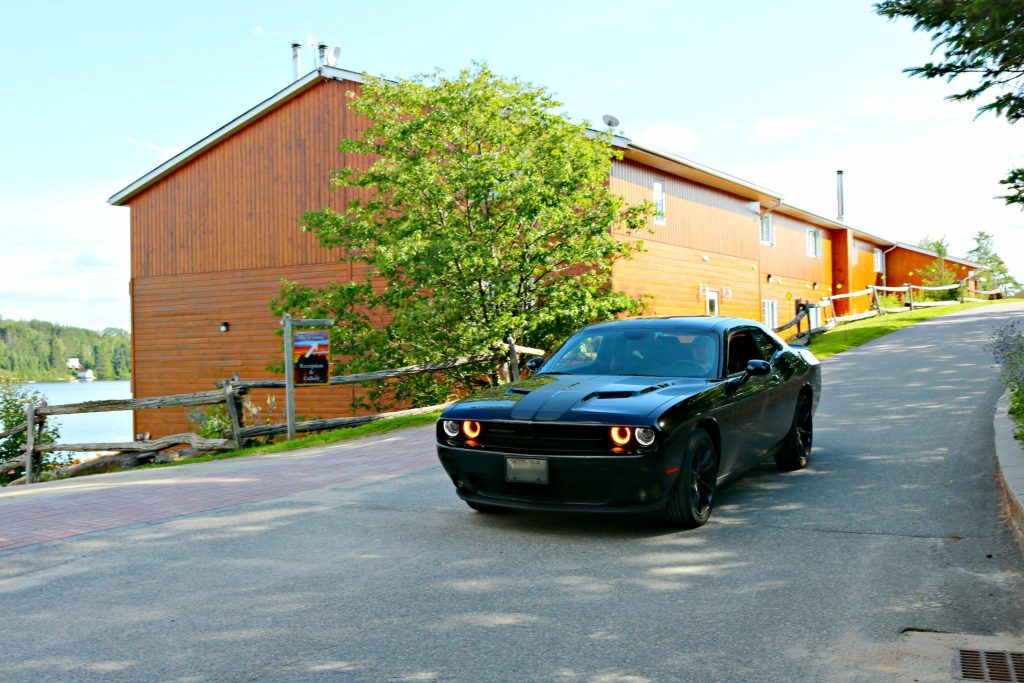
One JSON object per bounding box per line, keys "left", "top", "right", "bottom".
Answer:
{"left": 954, "top": 649, "right": 1024, "bottom": 681}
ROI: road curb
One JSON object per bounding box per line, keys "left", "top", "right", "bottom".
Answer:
{"left": 994, "top": 389, "right": 1024, "bottom": 554}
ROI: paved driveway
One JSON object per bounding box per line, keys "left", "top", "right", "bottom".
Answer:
{"left": 1, "top": 303, "right": 1023, "bottom": 682}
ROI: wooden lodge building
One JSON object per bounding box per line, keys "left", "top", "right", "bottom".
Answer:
{"left": 109, "top": 66, "right": 983, "bottom": 438}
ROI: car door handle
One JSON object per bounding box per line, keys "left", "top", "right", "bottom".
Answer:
{"left": 769, "top": 374, "right": 781, "bottom": 384}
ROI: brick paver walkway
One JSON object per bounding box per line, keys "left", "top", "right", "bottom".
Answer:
{"left": 0, "top": 426, "right": 438, "bottom": 553}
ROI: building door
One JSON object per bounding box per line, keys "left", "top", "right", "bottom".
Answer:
{"left": 706, "top": 290, "right": 719, "bottom": 316}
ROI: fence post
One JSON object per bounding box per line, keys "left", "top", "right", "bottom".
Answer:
{"left": 870, "top": 286, "right": 883, "bottom": 315}
{"left": 23, "top": 403, "right": 35, "bottom": 484}
{"left": 506, "top": 337, "right": 521, "bottom": 382}
{"left": 224, "top": 382, "right": 243, "bottom": 448}
{"left": 905, "top": 284, "right": 914, "bottom": 311}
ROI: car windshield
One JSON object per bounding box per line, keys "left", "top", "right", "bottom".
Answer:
{"left": 541, "top": 328, "right": 719, "bottom": 378}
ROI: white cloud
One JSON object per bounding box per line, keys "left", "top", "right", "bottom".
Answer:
{"left": 633, "top": 123, "right": 701, "bottom": 157}
{"left": 253, "top": 26, "right": 265, "bottom": 38}
{"left": 712, "top": 122, "right": 739, "bottom": 135}
{"left": 123, "top": 137, "right": 182, "bottom": 162}
{"left": 0, "top": 187, "right": 130, "bottom": 330}
{"left": 752, "top": 117, "right": 848, "bottom": 144}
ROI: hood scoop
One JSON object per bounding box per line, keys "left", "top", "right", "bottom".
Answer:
{"left": 639, "top": 382, "right": 673, "bottom": 394}
{"left": 582, "top": 390, "right": 635, "bottom": 401}
{"left": 506, "top": 387, "right": 532, "bottom": 395}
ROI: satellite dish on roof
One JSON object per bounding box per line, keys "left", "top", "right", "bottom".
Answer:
{"left": 602, "top": 114, "right": 620, "bottom": 128}
{"left": 326, "top": 46, "right": 340, "bottom": 67}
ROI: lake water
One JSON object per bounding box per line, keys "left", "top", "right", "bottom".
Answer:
{"left": 26, "top": 381, "right": 133, "bottom": 446}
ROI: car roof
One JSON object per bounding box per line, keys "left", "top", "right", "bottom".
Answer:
{"left": 580, "top": 316, "right": 762, "bottom": 335}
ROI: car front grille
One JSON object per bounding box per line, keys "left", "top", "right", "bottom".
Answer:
{"left": 473, "top": 422, "right": 612, "bottom": 455}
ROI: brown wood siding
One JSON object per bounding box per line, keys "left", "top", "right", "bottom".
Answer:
{"left": 760, "top": 278, "right": 828, "bottom": 325}
{"left": 885, "top": 248, "right": 973, "bottom": 288}
{"left": 613, "top": 237, "right": 761, "bottom": 320}
{"left": 609, "top": 160, "right": 760, "bottom": 260}
{"left": 759, "top": 214, "right": 833, "bottom": 285}
{"left": 130, "top": 264, "right": 372, "bottom": 438}
{"left": 129, "top": 79, "right": 366, "bottom": 278}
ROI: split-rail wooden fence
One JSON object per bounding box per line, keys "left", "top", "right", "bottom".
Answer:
{"left": 3, "top": 341, "right": 542, "bottom": 486}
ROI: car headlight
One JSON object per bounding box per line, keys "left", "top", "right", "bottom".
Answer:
{"left": 635, "top": 427, "right": 656, "bottom": 446}
{"left": 442, "top": 420, "right": 460, "bottom": 437}
{"left": 610, "top": 426, "right": 632, "bottom": 446}
{"left": 462, "top": 420, "right": 482, "bottom": 439}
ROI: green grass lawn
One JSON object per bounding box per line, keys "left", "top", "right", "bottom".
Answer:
{"left": 804, "top": 301, "right": 998, "bottom": 360}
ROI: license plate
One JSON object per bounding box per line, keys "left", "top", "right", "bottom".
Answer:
{"left": 506, "top": 457, "right": 548, "bottom": 484}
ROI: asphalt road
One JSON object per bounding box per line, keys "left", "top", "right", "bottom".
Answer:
{"left": 2, "top": 303, "right": 1023, "bottom": 682}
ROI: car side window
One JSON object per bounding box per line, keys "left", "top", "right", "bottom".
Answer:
{"left": 726, "top": 330, "right": 764, "bottom": 375}
{"left": 751, "top": 329, "right": 782, "bottom": 361}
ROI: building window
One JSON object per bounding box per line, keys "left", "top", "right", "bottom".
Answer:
{"left": 760, "top": 214, "right": 775, "bottom": 246}
{"left": 806, "top": 228, "right": 822, "bottom": 258}
{"left": 873, "top": 248, "right": 884, "bottom": 273}
{"left": 762, "top": 299, "right": 778, "bottom": 330}
{"left": 706, "top": 290, "right": 719, "bottom": 316}
{"left": 653, "top": 181, "right": 666, "bottom": 225}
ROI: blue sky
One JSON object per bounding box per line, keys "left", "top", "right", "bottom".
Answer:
{"left": 1, "top": 0, "right": 1021, "bottom": 331}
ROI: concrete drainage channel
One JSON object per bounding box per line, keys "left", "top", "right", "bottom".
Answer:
{"left": 953, "top": 649, "right": 1024, "bottom": 681}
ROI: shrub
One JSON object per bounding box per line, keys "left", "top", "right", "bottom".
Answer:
{"left": 989, "top": 322, "right": 1024, "bottom": 440}
{"left": 0, "top": 376, "right": 62, "bottom": 485}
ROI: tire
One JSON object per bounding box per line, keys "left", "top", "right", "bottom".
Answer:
{"left": 775, "top": 394, "right": 813, "bottom": 471}
{"left": 664, "top": 428, "right": 719, "bottom": 529}
{"left": 466, "top": 500, "right": 505, "bottom": 513}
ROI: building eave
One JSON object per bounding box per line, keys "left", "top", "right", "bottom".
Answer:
{"left": 619, "top": 141, "right": 782, "bottom": 205}
{"left": 892, "top": 242, "right": 985, "bottom": 269}
{"left": 108, "top": 66, "right": 365, "bottom": 206}
{"left": 775, "top": 203, "right": 895, "bottom": 247}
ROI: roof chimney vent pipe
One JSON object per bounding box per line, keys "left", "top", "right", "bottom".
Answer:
{"left": 291, "top": 41, "right": 301, "bottom": 81}
{"left": 317, "top": 43, "right": 328, "bottom": 68}
{"left": 836, "top": 170, "right": 845, "bottom": 222}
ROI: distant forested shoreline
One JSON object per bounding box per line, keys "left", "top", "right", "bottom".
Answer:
{"left": 0, "top": 319, "right": 130, "bottom": 381}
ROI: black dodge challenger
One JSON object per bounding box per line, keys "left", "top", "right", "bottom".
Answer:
{"left": 436, "top": 316, "right": 820, "bottom": 528}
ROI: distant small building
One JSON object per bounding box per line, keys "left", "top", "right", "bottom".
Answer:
{"left": 66, "top": 358, "right": 82, "bottom": 371}
{"left": 76, "top": 369, "right": 95, "bottom": 381}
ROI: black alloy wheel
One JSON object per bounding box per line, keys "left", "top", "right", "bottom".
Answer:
{"left": 775, "top": 394, "right": 813, "bottom": 471}
{"left": 664, "top": 428, "right": 719, "bottom": 529}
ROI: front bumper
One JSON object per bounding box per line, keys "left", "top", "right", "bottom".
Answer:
{"left": 436, "top": 443, "right": 677, "bottom": 513}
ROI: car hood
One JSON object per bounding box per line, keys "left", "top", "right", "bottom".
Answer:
{"left": 442, "top": 373, "right": 714, "bottom": 424}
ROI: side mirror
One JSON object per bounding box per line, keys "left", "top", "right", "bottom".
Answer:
{"left": 729, "top": 359, "right": 770, "bottom": 391}
{"left": 525, "top": 357, "right": 545, "bottom": 373}
{"left": 745, "top": 360, "right": 770, "bottom": 376}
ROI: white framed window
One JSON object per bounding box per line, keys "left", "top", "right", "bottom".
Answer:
{"left": 705, "top": 290, "right": 719, "bottom": 316}
{"left": 806, "top": 228, "right": 822, "bottom": 258}
{"left": 761, "top": 299, "right": 778, "bottom": 330}
{"left": 873, "top": 248, "right": 884, "bottom": 273}
{"left": 653, "top": 181, "right": 666, "bottom": 225}
{"left": 760, "top": 214, "right": 775, "bottom": 246}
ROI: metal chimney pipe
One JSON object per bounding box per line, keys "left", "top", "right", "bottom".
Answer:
{"left": 317, "top": 43, "right": 328, "bottom": 68}
{"left": 291, "top": 41, "right": 301, "bottom": 80}
{"left": 836, "top": 170, "right": 845, "bottom": 222}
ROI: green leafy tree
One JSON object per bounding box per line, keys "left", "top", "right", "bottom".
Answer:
{"left": 273, "top": 64, "right": 652, "bottom": 408}
{"left": 917, "top": 235, "right": 960, "bottom": 299}
{"left": 876, "top": 0, "right": 1024, "bottom": 205}
{"left": 965, "top": 230, "right": 1022, "bottom": 294}
{"left": 0, "top": 376, "right": 61, "bottom": 485}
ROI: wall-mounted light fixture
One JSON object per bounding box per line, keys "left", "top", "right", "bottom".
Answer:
{"left": 813, "top": 282, "right": 819, "bottom": 290}
{"left": 697, "top": 283, "right": 708, "bottom": 295}
{"left": 702, "top": 255, "right": 710, "bottom": 262}
{"left": 220, "top": 322, "right": 230, "bottom": 333}
{"left": 722, "top": 288, "right": 733, "bottom": 300}
{"left": 767, "top": 274, "right": 776, "bottom": 283}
